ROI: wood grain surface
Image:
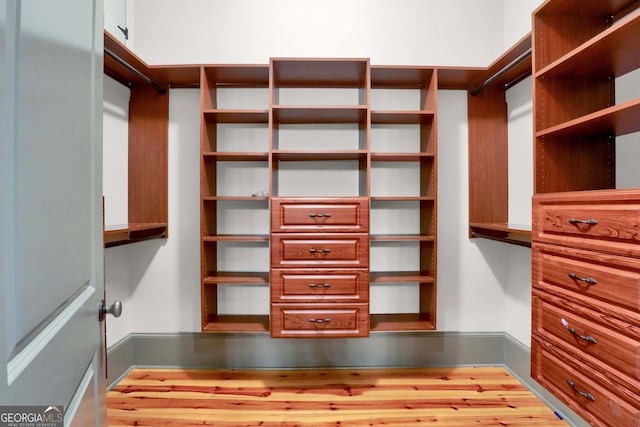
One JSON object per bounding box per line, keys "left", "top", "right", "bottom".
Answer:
{"left": 107, "top": 367, "right": 567, "bottom": 426}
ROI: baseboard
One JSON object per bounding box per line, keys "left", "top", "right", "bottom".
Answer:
{"left": 107, "top": 331, "right": 588, "bottom": 426}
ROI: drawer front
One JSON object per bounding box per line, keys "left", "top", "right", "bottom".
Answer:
{"left": 270, "top": 304, "right": 369, "bottom": 338}
{"left": 533, "top": 293, "right": 640, "bottom": 384}
{"left": 271, "top": 269, "right": 369, "bottom": 303}
{"left": 533, "top": 243, "right": 640, "bottom": 312}
{"left": 532, "top": 337, "right": 640, "bottom": 427}
{"left": 271, "top": 233, "right": 369, "bottom": 268}
{"left": 533, "top": 191, "right": 640, "bottom": 256}
{"left": 272, "top": 198, "right": 369, "bottom": 233}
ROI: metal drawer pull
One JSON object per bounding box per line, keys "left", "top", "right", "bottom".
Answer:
{"left": 568, "top": 272, "right": 597, "bottom": 285}
{"left": 567, "top": 380, "right": 595, "bottom": 401}
{"left": 569, "top": 218, "right": 598, "bottom": 226}
{"left": 309, "top": 213, "right": 332, "bottom": 218}
{"left": 309, "top": 248, "right": 331, "bottom": 253}
{"left": 568, "top": 327, "right": 597, "bottom": 344}
{"left": 309, "top": 283, "right": 331, "bottom": 288}
{"left": 309, "top": 318, "right": 331, "bottom": 323}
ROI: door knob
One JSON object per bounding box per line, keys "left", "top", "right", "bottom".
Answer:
{"left": 99, "top": 300, "right": 122, "bottom": 321}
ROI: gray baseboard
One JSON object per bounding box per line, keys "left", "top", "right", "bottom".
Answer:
{"left": 107, "top": 331, "right": 588, "bottom": 426}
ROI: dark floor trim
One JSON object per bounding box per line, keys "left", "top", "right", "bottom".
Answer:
{"left": 107, "top": 332, "right": 588, "bottom": 426}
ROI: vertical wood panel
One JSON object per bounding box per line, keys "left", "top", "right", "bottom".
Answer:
{"left": 128, "top": 83, "right": 169, "bottom": 229}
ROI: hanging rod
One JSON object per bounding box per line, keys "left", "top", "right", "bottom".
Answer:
{"left": 104, "top": 48, "right": 166, "bottom": 95}
{"left": 470, "top": 48, "right": 532, "bottom": 96}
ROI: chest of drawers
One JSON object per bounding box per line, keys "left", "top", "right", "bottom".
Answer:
{"left": 270, "top": 197, "right": 370, "bottom": 338}
{"left": 531, "top": 190, "right": 640, "bottom": 426}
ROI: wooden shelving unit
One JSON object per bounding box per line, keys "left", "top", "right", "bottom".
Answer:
{"left": 198, "top": 59, "right": 440, "bottom": 334}
{"left": 530, "top": 1, "right": 640, "bottom": 424}
{"left": 200, "top": 65, "right": 271, "bottom": 332}
{"left": 369, "top": 65, "right": 438, "bottom": 331}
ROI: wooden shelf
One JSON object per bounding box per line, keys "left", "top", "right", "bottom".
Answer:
{"left": 371, "top": 66, "right": 434, "bottom": 88}
{"left": 104, "top": 223, "right": 167, "bottom": 248}
{"left": 202, "top": 315, "right": 270, "bottom": 333}
{"left": 536, "top": 97, "right": 640, "bottom": 138}
{"left": 370, "top": 196, "right": 435, "bottom": 202}
{"left": 203, "top": 152, "right": 269, "bottom": 161}
{"left": 536, "top": 9, "right": 640, "bottom": 79}
{"left": 203, "top": 272, "right": 269, "bottom": 284}
{"left": 371, "top": 111, "right": 434, "bottom": 124}
{"left": 469, "top": 222, "right": 532, "bottom": 247}
{"left": 272, "top": 58, "right": 369, "bottom": 87}
{"left": 535, "top": 0, "right": 639, "bottom": 16}
{"left": 370, "top": 313, "right": 435, "bottom": 332}
{"left": 370, "top": 235, "right": 435, "bottom": 241}
{"left": 273, "top": 106, "right": 367, "bottom": 124}
{"left": 370, "top": 152, "right": 434, "bottom": 162}
{"left": 203, "top": 109, "right": 269, "bottom": 124}
{"left": 272, "top": 150, "right": 367, "bottom": 161}
{"left": 203, "top": 196, "right": 269, "bottom": 201}
{"left": 370, "top": 272, "right": 435, "bottom": 283}
{"left": 203, "top": 235, "right": 269, "bottom": 242}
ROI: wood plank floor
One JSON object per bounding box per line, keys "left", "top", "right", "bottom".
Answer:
{"left": 107, "top": 367, "right": 568, "bottom": 426}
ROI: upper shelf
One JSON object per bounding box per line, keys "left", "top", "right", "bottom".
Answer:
{"left": 535, "top": 8, "right": 640, "bottom": 79}
{"left": 273, "top": 106, "right": 368, "bottom": 124}
{"left": 535, "top": 0, "right": 639, "bottom": 16}
{"left": 271, "top": 58, "right": 369, "bottom": 87}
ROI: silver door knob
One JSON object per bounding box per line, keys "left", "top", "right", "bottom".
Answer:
{"left": 99, "top": 300, "right": 122, "bottom": 321}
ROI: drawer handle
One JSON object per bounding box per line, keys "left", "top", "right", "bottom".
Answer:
{"left": 309, "top": 248, "right": 331, "bottom": 253}
{"left": 309, "top": 283, "right": 331, "bottom": 288}
{"left": 568, "top": 272, "right": 597, "bottom": 285}
{"left": 309, "top": 213, "right": 332, "bottom": 218}
{"left": 567, "top": 380, "right": 595, "bottom": 402}
{"left": 309, "top": 318, "right": 331, "bottom": 323}
{"left": 568, "top": 327, "right": 597, "bottom": 344}
{"left": 568, "top": 218, "right": 598, "bottom": 226}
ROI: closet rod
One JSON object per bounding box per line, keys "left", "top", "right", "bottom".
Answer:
{"left": 470, "top": 48, "right": 531, "bottom": 96}
{"left": 104, "top": 48, "right": 166, "bottom": 95}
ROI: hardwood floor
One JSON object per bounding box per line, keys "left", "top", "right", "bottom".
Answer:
{"left": 107, "top": 367, "right": 567, "bottom": 426}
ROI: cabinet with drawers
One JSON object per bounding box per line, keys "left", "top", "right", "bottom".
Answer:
{"left": 270, "top": 197, "right": 370, "bottom": 337}
{"left": 531, "top": 190, "right": 640, "bottom": 426}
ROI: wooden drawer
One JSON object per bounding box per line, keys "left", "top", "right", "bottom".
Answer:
{"left": 271, "top": 233, "right": 369, "bottom": 268}
{"left": 533, "top": 189, "right": 640, "bottom": 257}
{"left": 271, "top": 198, "right": 369, "bottom": 233}
{"left": 532, "top": 337, "right": 640, "bottom": 427}
{"left": 533, "top": 243, "right": 640, "bottom": 313}
{"left": 270, "top": 304, "right": 369, "bottom": 338}
{"left": 532, "top": 292, "right": 640, "bottom": 386}
{"left": 271, "top": 269, "right": 369, "bottom": 303}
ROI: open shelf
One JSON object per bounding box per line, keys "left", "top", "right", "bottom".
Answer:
{"left": 203, "top": 152, "right": 269, "bottom": 161}
{"left": 370, "top": 235, "right": 435, "bottom": 241}
{"left": 202, "top": 109, "right": 269, "bottom": 123}
{"left": 469, "top": 222, "right": 532, "bottom": 247}
{"left": 370, "top": 271, "right": 435, "bottom": 283}
{"left": 536, "top": 98, "right": 640, "bottom": 138}
{"left": 202, "top": 235, "right": 270, "bottom": 242}
{"left": 535, "top": 9, "right": 640, "bottom": 79}
{"left": 370, "top": 313, "right": 435, "bottom": 332}
{"left": 203, "top": 272, "right": 270, "bottom": 284}
{"left": 202, "top": 314, "right": 270, "bottom": 333}
{"left": 273, "top": 106, "right": 367, "bottom": 124}
{"left": 371, "top": 111, "right": 434, "bottom": 124}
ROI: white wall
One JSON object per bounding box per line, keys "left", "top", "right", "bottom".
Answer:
{"left": 127, "top": 0, "right": 505, "bottom": 66}
{"left": 104, "top": 0, "right": 543, "bottom": 347}
{"left": 503, "top": 0, "right": 543, "bottom": 49}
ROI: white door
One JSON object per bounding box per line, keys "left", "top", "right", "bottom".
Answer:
{"left": 0, "top": 1, "right": 108, "bottom": 426}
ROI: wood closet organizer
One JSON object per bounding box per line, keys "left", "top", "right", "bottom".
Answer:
{"left": 530, "top": 0, "right": 640, "bottom": 425}
{"left": 200, "top": 59, "right": 438, "bottom": 336}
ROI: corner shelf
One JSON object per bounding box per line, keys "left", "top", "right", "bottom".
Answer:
{"left": 467, "top": 33, "right": 533, "bottom": 244}
{"left": 103, "top": 31, "right": 170, "bottom": 248}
